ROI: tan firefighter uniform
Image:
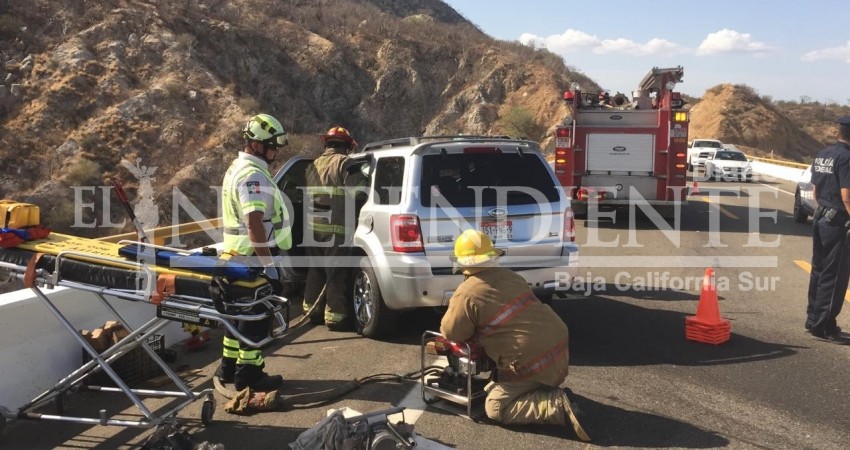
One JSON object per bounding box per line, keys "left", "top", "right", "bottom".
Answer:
{"left": 440, "top": 265, "right": 572, "bottom": 426}
{"left": 303, "top": 146, "right": 366, "bottom": 328}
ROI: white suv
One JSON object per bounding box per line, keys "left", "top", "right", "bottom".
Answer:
{"left": 687, "top": 139, "right": 725, "bottom": 170}
{"left": 274, "top": 136, "right": 580, "bottom": 338}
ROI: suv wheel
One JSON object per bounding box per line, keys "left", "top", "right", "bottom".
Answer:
{"left": 352, "top": 257, "right": 398, "bottom": 339}
{"left": 793, "top": 191, "right": 808, "bottom": 223}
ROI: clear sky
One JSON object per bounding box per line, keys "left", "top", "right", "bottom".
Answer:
{"left": 442, "top": 0, "right": 850, "bottom": 104}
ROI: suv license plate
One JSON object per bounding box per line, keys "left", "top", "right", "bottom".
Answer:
{"left": 480, "top": 221, "right": 513, "bottom": 240}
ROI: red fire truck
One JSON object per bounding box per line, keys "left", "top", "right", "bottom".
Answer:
{"left": 553, "top": 66, "right": 690, "bottom": 218}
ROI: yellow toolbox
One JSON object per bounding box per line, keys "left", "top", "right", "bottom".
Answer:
{"left": 0, "top": 200, "right": 40, "bottom": 228}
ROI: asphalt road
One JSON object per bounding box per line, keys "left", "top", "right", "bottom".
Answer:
{"left": 2, "top": 173, "right": 848, "bottom": 450}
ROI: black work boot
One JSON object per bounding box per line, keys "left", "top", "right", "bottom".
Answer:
{"left": 303, "top": 298, "right": 326, "bottom": 325}
{"left": 215, "top": 357, "right": 236, "bottom": 384}
{"left": 326, "top": 316, "right": 354, "bottom": 332}
{"left": 234, "top": 364, "right": 283, "bottom": 392}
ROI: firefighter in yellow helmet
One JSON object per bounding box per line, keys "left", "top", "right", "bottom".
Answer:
{"left": 303, "top": 126, "right": 367, "bottom": 331}
{"left": 217, "top": 113, "right": 292, "bottom": 392}
{"left": 440, "top": 230, "right": 590, "bottom": 441}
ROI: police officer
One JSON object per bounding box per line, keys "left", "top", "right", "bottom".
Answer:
{"left": 303, "top": 126, "right": 366, "bottom": 331}
{"left": 217, "top": 113, "right": 292, "bottom": 391}
{"left": 805, "top": 115, "right": 850, "bottom": 343}
{"left": 440, "top": 230, "right": 590, "bottom": 441}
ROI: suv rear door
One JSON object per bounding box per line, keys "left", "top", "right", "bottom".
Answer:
{"left": 414, "top": 141, "right": 567, "bottom": 272}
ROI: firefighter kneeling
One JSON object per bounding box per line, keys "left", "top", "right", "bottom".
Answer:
{"left": 440, "top": 230, "right": 590, "bottom": 441}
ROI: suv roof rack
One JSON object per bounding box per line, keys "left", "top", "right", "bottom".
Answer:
{"left": 360, "top": 135, "right": 518, "bottom": 152}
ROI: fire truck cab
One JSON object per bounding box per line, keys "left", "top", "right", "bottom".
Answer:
{"left": 553, "top": 66, "right": 690, "bottom": 219}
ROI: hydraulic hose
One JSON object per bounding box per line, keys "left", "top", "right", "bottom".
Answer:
{"left": 213, "top": 363, "right": 446, "bottom": 407}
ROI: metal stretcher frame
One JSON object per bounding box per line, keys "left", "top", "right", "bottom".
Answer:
{"left": 0, "top": 245, "right": 290, "bottom": 431}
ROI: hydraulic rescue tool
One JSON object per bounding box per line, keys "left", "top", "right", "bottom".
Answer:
{"left": 420, "top": 331, "right": 494, "bottom": 419}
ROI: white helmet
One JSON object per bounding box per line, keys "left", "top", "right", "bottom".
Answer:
{"left": 243, "top": 113, "right": 288, "bottom": 147}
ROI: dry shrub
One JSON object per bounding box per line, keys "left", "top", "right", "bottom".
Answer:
{"left": 162, "top": 78, "right": 183, "bottom": 97}
{"left": 0, "top": 14, "right": 23, "bottom": 40}
{"left": 497, "top": 106, "right": 543, "bottom": 141}
{"left": 237, "top": 96, "right": 260, "bottom": 113}
{"left": 66, "top": 157, "right": 102, "bottom": 186}
{"left": 175, "top": 33, "right": 196, "bottom": 51}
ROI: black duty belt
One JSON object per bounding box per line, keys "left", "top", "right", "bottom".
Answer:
{"left": 815, "top": 206, "right": 850, "bottom": 223}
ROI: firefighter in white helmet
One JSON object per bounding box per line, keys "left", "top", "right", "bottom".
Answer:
{"left": 440, "top": 229, "right": 590, "bottom": 441}
{"left": 217, "top": 113, "right": 292, "bottom": 392}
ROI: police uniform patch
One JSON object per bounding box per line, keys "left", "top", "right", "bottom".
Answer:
{"left": 246, "top": 181, "right": 261, "bottom": 194}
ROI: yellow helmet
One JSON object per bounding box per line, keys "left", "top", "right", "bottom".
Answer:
{"left": 452, "top": 229, "right": 504, "bottom": 267}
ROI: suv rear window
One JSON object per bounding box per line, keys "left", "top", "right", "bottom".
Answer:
{"left": 419, "top": 153, "right": 559, "bottom": 207}
{"left": 695, "top": 140, "right": 723, "bottom": 149}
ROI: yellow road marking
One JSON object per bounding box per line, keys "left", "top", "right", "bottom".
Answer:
{"left": 699, "top": 195, "right": 739, "bottom": 220}
{"left": 794, "top": 260, "right": 850, "bottom": 302}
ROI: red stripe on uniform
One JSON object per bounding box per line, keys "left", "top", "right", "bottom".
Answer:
{"left": 479, "top": 291, "right": 538, "bottom": 337}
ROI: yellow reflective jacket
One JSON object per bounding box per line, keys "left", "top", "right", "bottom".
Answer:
{"left": 222, "top": 153, "right": 292, "bottom": 255}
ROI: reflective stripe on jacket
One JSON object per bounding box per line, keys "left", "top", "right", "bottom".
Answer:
{"left": 440, "top": 266, "right": 570, "bottom": 386}
{"left": 222, "top": 153, "right": 292, "bottom": 255}
{"left": 305, "top": 149, "right": 358, "bottom": 236}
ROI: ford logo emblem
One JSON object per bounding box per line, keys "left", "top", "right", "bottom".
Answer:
{"left": 488, "top": 208, "right": 507, "bottom": 218}
{"left": 610, "top": 115, "right": 623, "bottom": 120}
{"left": 613, "top": 146, "right": 627, "bottom": 152}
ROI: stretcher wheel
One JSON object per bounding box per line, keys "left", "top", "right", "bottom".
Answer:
{"left": 201, "top": 399, "right": 215, "bottom": 426}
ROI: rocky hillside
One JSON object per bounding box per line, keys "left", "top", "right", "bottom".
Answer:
{"left": 688, "top": 84, "right": 849, "bottom": 163}
{"left": 1, "top": 0, "right": 844, "bottom": 239}
{"left": 0, "top": 0, "right": 598, "bottom": 236}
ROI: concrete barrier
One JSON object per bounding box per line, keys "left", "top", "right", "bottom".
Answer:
{"left": 751, "top": 161, "right": 807, "bottom": 183}
{"left": 0, "top": 287, "right": 182, "bottom": 410}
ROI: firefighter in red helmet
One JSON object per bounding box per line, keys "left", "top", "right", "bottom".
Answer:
{"left": 303, "top": 126, "right": 366, "bottom": 331}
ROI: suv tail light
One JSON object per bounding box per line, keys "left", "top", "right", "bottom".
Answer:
{"left": 391, "top": 214, "right": 425, "bottom": 252}
{"left": 563, "top": 208, "right": 575, "bottom": 242}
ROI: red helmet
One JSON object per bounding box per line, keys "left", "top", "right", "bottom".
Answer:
{"left": 563, "top": 91, "right": 574, "bottom": 101}
{"left": 321, "top": 126, "right": 355, "bottom": 145}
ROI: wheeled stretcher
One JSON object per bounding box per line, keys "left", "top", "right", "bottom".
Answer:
{"left": 0, "top": 232, "right": 290, "bottom": 430}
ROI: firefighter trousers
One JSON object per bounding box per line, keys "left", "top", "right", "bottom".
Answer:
{"left": 303, "top": 233, "right": 353, "bottom": 326}
{"left": 484, "top": 381, "right": 567, "bottom": 426}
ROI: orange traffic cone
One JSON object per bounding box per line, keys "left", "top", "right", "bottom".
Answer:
{"left": 690, "top": 181, "right": 700, "bottom": 196}
{"left": 685, "top": 268, "right": 731, "bottom": 344}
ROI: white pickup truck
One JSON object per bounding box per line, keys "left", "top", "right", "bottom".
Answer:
{"left": 687, "top": 139, "right": 725, "bottom": 170}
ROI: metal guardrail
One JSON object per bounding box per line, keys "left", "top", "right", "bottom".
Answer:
{"left": 748, "top": 156, "right": 809, "bottom": 170}
{"left": 95, "top": 217, "right": 222, "bottom": 245}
